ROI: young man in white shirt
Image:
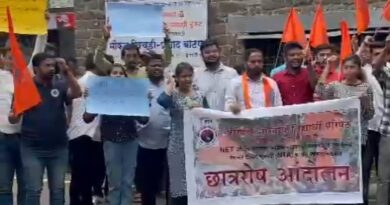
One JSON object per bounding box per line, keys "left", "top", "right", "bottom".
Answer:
{"left": 225, "top": 48, "right": 282, "bottom": 114}
{"left": 67, "top": 54, "right": 109, "bottom": 205}
{"left": 0, "top": 50, "right": 24, "bottom": 205}
{"left": 193, "top": 39, "right": 238, "bottom": 111}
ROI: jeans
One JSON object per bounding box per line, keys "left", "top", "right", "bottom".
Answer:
{"left": 378, "top": 136, "right": 390, "bottom": 205}
{"left": 0, "top": 133, "right": 24, "bottom": 205}
{"left": 21, "top": 143, "right": 68, "bottom": 205}
{"left": 104, "top": 140, "right": 138, "bottom": 205}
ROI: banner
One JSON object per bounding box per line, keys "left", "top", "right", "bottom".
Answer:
{"left": 105, "top": 0, "right": 207, "bottom": 68}
{"left": 86, "top": 76, "right": 150, "bottom": 117}
{"left": 184, "top": 98, "right": 362, "bottom": 205}
{"left": 0, "top": 0, "right": 47, "bottom": 34}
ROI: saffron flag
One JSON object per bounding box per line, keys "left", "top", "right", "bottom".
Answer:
{"left": 354, "top": 0, "right": 370, "bottom": 34}
{"left": 340, "top": 20, "right": 353, "bottom": 61}
{"left": 6, "top": 7, "right": 41, "bottom": 115}
{"left": 383, "top": 0, "right": 390, "bottom": 22}
{"left": 281, "top": 8, "right": 307, "bottom": 47}
{"left": 309, "top": 4, "right": 329, "bottom": 47}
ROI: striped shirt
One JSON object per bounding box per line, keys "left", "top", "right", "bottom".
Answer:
{"left": 378, "top": 63, "right": 390, "bottom": 137}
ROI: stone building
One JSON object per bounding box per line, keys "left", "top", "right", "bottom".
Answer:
{"left": 75, "top": 0, "right": 389, "bottom": 70}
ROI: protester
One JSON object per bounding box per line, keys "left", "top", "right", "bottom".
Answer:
{"left": 312, "top": 44, "right": 342, "bottom": 83}
{"left": 8, "top": 52, "right": 81, "bottom": 205}
{"left": 67, "top": 55, "right": 109, "bottom": 205}
{"left": 158, "top": 62, "right": 208, "bottom": 205}
{"left": 225, "top": 48, "right": 282, "bottom": 114}
{"left": 315, "top": 54, "right": 374, "bottom": 205}
{"left": 136, "top": 54, "right": 171, "bottom": 205}
{"left": 121, "top": 44, "right": 148, "bottom": 78}
{"left": 0, "top": 50, "right": 25, "bottom": 205}
{"left": 372, "top": 34, "right": 390, "bottom": 205}
{"left": 193, "top": 39, "right": 238, "bottom": 111}
{"left": 356, "top": 36, "right": 385, "bottom": 204}
{"left": 83, "top": 63, "right": 148, "bottom": 205}
{"left": 273, "top": 42, "right": 317, "bottom": 105}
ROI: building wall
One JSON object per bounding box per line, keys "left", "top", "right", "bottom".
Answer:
{"left": 75, "top": 0, "right": 387, "bottom": 65}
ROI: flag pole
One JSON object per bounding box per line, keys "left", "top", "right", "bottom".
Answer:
{"left": 273, "top": 41, "right": 283, "bottom": 70}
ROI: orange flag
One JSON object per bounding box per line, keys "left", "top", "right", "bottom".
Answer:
{"left": 309, "top": 4, "right": 329, "bottom": 47}
{"left": 383, "top": 0, "right": 390, "bottom": 22}
{"left": 6, "top": 7, "right": 41, "bottom": 115}
{"left": 281, "top": 8, "right": 307, "bottom": 47}
{"left": 354, "top": 0, "right": 370, "bottom": 34}
{"left": 340, "top": 20, "right": 353, "bottom": 61}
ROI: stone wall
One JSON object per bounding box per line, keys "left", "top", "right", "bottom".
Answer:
{"left": 75, "top": 0, "right": 106, "bottom": 63}
{"left": 75, "top": 0, "right": 387, "bottom": 65}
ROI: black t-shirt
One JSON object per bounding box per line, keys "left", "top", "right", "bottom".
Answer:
{"left": 21, "top": 80, "right": 69, "bottom": 150}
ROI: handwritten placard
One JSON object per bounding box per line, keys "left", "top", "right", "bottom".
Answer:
{"left": 184, "top": 98, "right": 363, "bottom": 205}
{"left": 86, "top": 76, "right": 151, "bottom": 116}
{"left": 106, "top": 3, "right": 164, "bottom": 37}
{"left": 0, "top": 0, "right": 48, "bottom": 35}
{"left": 105, "top": 0, "right": 207, "bottom": 68}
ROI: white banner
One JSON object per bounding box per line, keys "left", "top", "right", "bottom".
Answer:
{"left": 105, "top": 0, "right": 207, "bottom": 68}
{"left": 184, "top": 98, "right": 363, "bottom": 205}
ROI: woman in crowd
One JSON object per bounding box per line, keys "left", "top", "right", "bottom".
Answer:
{"left": 157, "top": 62, "right": 208, "bottom": 205}
{"left": 315, "top": 54, "right": 374, "bottom": 205}
{"left": 84, "top": 64, "right": 148, "bottom": 205}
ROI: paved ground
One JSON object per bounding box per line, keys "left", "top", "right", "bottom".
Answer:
{"left": 13, "top": 174, "right": 167, "bottom": 205}
{"left": 14, "top": 174, "right": 378, "bottom": 205}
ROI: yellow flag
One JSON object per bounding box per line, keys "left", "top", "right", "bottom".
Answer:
{"left": 0, "top": 0, "right": 47, "bottom": 35}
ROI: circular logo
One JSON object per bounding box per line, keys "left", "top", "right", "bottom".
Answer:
{"left": 199, "top": 128, "right": 215, "bottom": 143}
{"left": 51, "top": 89, "right": 60, "bottom": 98}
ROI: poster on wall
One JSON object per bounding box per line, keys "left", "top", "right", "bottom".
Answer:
{"left": 0, "top": 0, "right": 48, "bottom": 34}
{"left": 184, "top": 98, "right": 363, "bottom": 205}
{"left": 105, "top": 0, "right": 207, "bottom": 68}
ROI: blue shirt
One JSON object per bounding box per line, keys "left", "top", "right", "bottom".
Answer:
{"left": 270, "top": 64, "right": 286, "bottom": 77}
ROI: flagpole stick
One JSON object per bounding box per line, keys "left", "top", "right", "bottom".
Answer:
{"left": 273, "top": 41, "right": 283, "bottom": 69}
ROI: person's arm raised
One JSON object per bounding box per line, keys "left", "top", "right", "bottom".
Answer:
{"left": 57, "top": 58, "right": 82, "bottom": 100}
{"left": 94, "top": 22, "right": 113, "bottom": 75}
{"left": 304, "top": 48, "right": 318, "bottom": 89}
{"left": 372, "top": 35, "right": 390, "bottom": 75}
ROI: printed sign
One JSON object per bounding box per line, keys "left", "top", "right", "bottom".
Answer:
{"left": 184, "top": 98, "right": 363, "bottom": 205}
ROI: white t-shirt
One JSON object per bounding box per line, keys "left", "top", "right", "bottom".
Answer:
{"left": 0, "top": 70, "right": 21, "bottom": 134}
{"left": 363, "top": 64, "right": 384, "bottom": 132}
{"left": 67, "top": 71, "right": 101, "bottom": 141}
